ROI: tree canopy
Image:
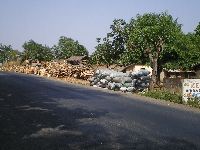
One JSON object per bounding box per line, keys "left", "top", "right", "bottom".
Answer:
{"left": 22, "top": 40, "right": 53, "bottom": 62}
{"left": 90, "top": 38, "right": 113, "bottom": 66}
{"left": 0, "top": 44, "right": 21, "bottom": 63}
{"left": 90, "top": 19, "right": 129, "bottom": 65}
{"left": 53, "top": 36, "right": 88, "bottom": 59}
{"left": 163, "top": 23, "right": 200, "bottom": 70}
{"left": 126, "top": 12, "right": 182, "bottom": 86}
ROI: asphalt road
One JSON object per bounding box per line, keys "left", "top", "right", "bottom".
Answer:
{"left": 0, "top": 72, "right": 200, "bottom": 150}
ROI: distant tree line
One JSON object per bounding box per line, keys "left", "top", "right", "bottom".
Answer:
{"left": 21, "top": 36, "right": 88, "bottom": 62}
{"left": 0, "top": 36, "right": 88, "bottom": 63}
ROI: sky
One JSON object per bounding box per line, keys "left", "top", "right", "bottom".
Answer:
{"left": 0, "top": 0, "right": 200, "bottom": 54}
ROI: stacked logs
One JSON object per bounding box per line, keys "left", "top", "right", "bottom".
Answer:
{"left": 38, "top": 61, "right": 94, "bottom": 80}
{"left": 1, "top": 61, "right": 94, "bottom": 81}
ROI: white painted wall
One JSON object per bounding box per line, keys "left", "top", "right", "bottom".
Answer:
{"left": 182, "top": 79, "right": 200, "bottom": 102}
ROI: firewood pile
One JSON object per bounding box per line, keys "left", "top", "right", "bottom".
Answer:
{"left": 39, "top": 61, "right": 94, "bottom": 80}
{"left": 1, "top": 61, "right": 94, "bottom": 81}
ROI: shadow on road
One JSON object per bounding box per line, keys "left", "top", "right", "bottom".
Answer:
{"left": 0, "top": 72, "right": 199, "bottom": 150}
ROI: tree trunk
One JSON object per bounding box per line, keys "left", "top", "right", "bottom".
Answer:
{"left": 149, "top": 39, "right": 163, "bottom": 90}
{"left": 150, "top": 57, "right": 158, "bottom": 90}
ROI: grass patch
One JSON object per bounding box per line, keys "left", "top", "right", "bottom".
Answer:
{"left": 140, "top": 90, "right": 183, "bottom": 104}
{"left": 140, "top": 90, "right": 200, "bottom": 109}
{"left": 187, "top": 98, "right": 200, "bottom": 109}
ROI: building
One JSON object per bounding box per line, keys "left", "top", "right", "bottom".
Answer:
{"left": 160, "top": 69, "right": 196, "bottom": 81}
{"left": 66, "top": 55, "right": 88, "bottom": 65}
{"left": 121, "top": 64, "right": 152, "bottom": 75}
{"left": 193, "top": 64, "right": 200, "bottom": 78}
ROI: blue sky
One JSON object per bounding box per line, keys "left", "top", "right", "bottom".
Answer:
{"left": 0, "top": 0, "right": 200, "bottom": 54}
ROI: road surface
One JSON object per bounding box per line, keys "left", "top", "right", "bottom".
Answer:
{"left": 0, "top": 71, "right": 200, "bottom": 150}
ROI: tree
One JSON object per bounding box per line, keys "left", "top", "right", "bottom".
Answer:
{"left": 108, "top": 19, "right": 127, "bottom": 61}
{"left": 53, "top": 36, "right": 88, "bottom": 59}
{"left": 182, "top": 23, "right": 200, "bottom": 68}
{"left": 126, "top": 12, "right": 182, "bottom": 89}
{"left": 118, "top": 47, "right": 148, "bottom": 66}
{"left": 22, "top": 40, "right": 53, "bottom": 62}
{"left": 193, "top": 22, "right": 200, "bottom": 57}
{"left": 0, "top": 44, "right": 12, "bottom": 63}
{"left": 164, "top": 23, "right": 200, "bottom": 70}
{"left": 90, "top": 38, "right": 113, "bottom": 66}
{"left": 91, "top": 19, "right": 128, "bottom": 65}
{"left": 164, "top": 32, "right": 200, "bottom": 70}
{"left": 0, "top": 44, "right": 21, "bottom": 63}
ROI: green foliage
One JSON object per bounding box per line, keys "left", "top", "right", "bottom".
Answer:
{"left": 141, "top": 90, "right": 183, "bottom": 104}
{"left": 187, "top": 98, "right": 200, "bottom": 109}
{"left": 90, "top": 38, "right": 114, "bottom": 65}
{"left": 141, "top": 90, "right": 200, "bottom": 109}
{"left": 53, "top": 36, "right": 88, "bottom": 59}
{"left": 195, "top": 22, "right": 200, "bottom": 36}
{"left": 164, "top": 25, "right": 200, "bottom": 70}
{"left": 0, "top": 44, "right": 21, "bottom": 63}
{"left": 22, "top": 40, "right": 53, "bottom": 62}
{"left": 118, "top": 48, "right": 147, "bottom": 65}
{"left": 132, "top": 18, "right": 200, "bottom": 71}
{"left": 161, "top": 33, "right": 188, "bottom": 70}
{"left": 108, "top": 19, "right": 127, "bottom": 60}
{"left": 90, "top": 19, "right": 128, "bottom": 65}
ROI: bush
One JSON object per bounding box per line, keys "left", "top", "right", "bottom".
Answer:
{"left": 140, "top": 90, "right": 183, "bottom": 104}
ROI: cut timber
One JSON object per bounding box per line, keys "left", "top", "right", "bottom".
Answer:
{"left": 1, "top": 61, "right": 94, "bottom": 84}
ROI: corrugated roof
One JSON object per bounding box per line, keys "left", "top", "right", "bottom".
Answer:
{"left": 67, "top": 56, "right": 87, "bottom": 61}
{"left": 164, "top": 69, "right": 195, "bottom": 73}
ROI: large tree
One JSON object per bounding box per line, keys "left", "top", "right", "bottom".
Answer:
{"left": 22, "top": 40, "right": 53, "bottom": 62}
{"left": 126, "top": 12, "right": 182, "bottom": 88}
{"left": 53, "top": 36, "right": 88, "bottom": 59}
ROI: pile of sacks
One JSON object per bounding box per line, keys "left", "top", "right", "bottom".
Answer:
{"left": 89, "top": 69, "right": 151, "bottom": 92}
